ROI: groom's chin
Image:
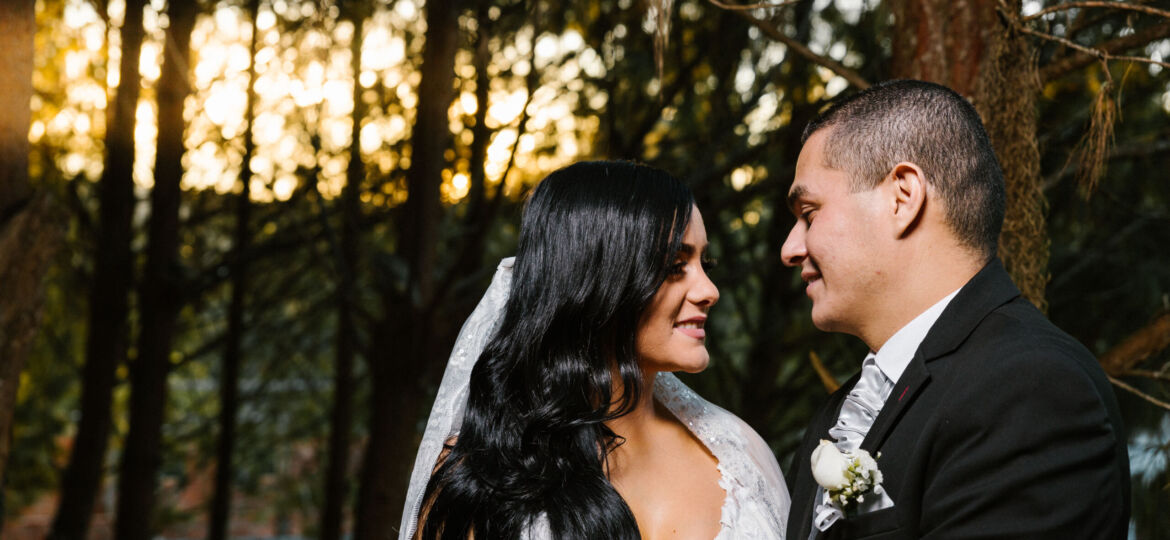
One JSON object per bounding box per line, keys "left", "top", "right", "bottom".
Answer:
{"left": 809, "top": 308, "right": 842, "bottom": 333}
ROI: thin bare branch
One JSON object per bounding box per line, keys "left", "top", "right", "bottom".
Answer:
{"left": 1023, "top": 1, "right": 1170, "bottom": 22}
{"left": 809, "top": 351, "right": 841, "bottom": 394}
{"left": 1108, "top": 53, "right": 1170, "bottom": 68}
{"left": 1120, "top": 368, "right": 1170, "bottom": 382}
{"left": 1108, "top": 375, "right": 1170, "bottom": 411}
{"left": 707, "top": 0, "right": 801, "bottom": 10}
{"left": 1014, "top": 23, "right": 1170, "bottom": 69}
{"left": 1040, "top": 21, "right": 1170, "bottom": 81}
{"left": 729, "top": 9, "right": 870, "bottom": 89}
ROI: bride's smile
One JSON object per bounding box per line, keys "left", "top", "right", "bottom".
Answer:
{"left": 636, "top": 206, "right": 719, "bottom": 375}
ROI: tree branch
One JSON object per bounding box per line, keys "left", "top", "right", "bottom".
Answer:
{"left": 1119, "top": 367, "right": 1170, "bottom": 382}
{"left": 1108, "top": 375, "right": 1170, "bottom": 411}
{"left": 725, "top": 8, "right": 871, "bottom": 89}
{"left": 809, "top": 350, "right": 841, "bottom": 394}
{"left": 1100, "top": 311, "right": 1170, "bottom": 375}
{"left": 1014, "top": 23, "right": 1170, "bottom": 75}
{"left": 1024, "top": 1, "right": 1170, "bottom": 23}
{"left": 1042, "top": 138, "right": 1170, "bottom": 191}
{"left": 707, "top": 0, "right": 801, "bottom": 10}
{"left": 1039, "top": 21, "right": 1170, "bottom": 82}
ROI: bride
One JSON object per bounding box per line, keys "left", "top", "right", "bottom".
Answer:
{"left": 399, "top": 161, "right": 789, "bottom": 539}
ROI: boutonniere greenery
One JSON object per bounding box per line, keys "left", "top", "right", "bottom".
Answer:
{"left": 811, "top": 439, "right": 885, "bottom": 512}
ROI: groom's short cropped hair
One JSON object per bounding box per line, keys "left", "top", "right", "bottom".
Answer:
{"left": 802, "top": 79, "right": 1006, "bottom": 259}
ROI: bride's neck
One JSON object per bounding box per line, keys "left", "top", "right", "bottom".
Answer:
{"left": 605, "top": 371, "right": 671, "bottom": 452}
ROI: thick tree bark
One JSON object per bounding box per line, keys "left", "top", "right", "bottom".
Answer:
{"left": 890, "top": 0, "right": 1048, "bottom": 309}
{"left": 0, "top": 0, "right": 34, "bottom": 214}
{"left": 112, "top": 1, "right": 197, "bottom": 539}
{"left": 208, "top": 1, "right": 260, "bottom": 538}
{"left": 321, "top": 8, "right": 365, "bottom": 540}
{"left": 973, "top": 1, "right": 1047, "bottom": 311}
{"left": 0, "top": 0, "right": 61, "bottom": 514}
{"left": 355, "top": 0, "right": 459, "bottom": 537}
{"left": 50, "top": 1, "right": 148, "bottom": 537}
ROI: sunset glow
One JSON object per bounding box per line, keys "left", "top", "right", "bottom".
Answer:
{"left": 34, "top": 0, "right": 597, "bottom": 205}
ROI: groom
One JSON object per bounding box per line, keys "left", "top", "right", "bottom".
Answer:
{"left": 781, "top": 80, "right": 1130, "bottom": 539}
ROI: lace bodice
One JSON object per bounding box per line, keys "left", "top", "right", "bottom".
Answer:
{"left": 655, "top": 373, "right": 790, "bottom": 539}
{"left": 517, "top": 375, "right": 790, "bottom": 539}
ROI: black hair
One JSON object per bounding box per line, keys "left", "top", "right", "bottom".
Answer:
{"left": 803, "top": 79, "right": 1006, "bottom": 259}
{"left": 418, "top": 161, "right": 695, "bottom": 539}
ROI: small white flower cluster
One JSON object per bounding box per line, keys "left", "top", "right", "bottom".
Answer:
{"left": 810, "top": 439, "right": 884, "bottom": 510}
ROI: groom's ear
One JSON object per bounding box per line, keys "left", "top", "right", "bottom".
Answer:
{"left": 887, "top": 162, "right": 927, "bottom": 238}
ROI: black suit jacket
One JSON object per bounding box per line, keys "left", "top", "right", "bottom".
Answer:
{"left": 785, "top": 260, "right": 1130, "bottom": 540}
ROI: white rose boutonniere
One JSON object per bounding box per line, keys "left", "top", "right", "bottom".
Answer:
{"left": 811, "top": 440, "right": 885, "bottom": 530}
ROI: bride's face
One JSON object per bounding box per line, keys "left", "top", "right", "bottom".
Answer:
{"left": 635, "top": 206, "right": 719, "bottom": 374}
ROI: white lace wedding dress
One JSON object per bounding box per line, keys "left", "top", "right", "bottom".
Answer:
{"left": 398, "top": 259, "right": 790, "bottom": 539}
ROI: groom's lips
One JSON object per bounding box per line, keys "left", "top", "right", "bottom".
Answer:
{"left": 801, "top": 270, "right": 822, "bottom": 294}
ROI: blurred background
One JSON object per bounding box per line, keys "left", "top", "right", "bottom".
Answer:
{"left": 1, "top": 0, "right": 1168, "bottom": 538}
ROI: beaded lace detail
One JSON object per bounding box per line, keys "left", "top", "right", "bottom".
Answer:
{"left": 656, "top": 374, "right": 790, "bottom": 539}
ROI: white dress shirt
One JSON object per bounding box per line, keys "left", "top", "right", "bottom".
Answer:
{"left": 809, "top": 287, "right": 962, "bottom": 538}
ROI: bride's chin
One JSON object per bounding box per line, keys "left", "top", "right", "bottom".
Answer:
{"left": 675, "top": 356, "right": 711, "bottom": 374}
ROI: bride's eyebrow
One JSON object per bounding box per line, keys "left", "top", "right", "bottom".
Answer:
{"left": 677, "top": 243, "right": 710, "bottom": 256}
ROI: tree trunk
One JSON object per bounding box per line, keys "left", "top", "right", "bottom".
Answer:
{"left": 889, "top": 0, "right": 1047, "bottom": 309}
{"left": 321, "top": 8, "right": 366, "bottom": 540}
{"left": 208, "top": 1, "right": 260, "bottom": 538}
{"left": 355, "top": 0, "right": 459, "bottom": 537}
{"left": 50, "top": 1, "right": 147, "bottom": 537}
{"left": 112, "top": 1, "right": 197, "bottom": 539}
{"left": 0, "top": 0, "right": 61, "bottom": 517}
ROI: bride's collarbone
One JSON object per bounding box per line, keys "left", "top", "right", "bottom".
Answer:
{"left": 608, "top": 420, "right": 725, "bottom": 540}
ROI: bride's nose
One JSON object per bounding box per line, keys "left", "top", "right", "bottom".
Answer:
{"left": 688, "top": 269, "right": 719, "bottom": 307}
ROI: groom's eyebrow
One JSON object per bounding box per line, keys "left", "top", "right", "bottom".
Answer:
{"left": 786, "top": 185, "right": 808, "bottom": 214}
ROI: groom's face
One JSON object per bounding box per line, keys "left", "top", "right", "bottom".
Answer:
{"left": 781, "top": 129, "right": 890, "bottom": 336}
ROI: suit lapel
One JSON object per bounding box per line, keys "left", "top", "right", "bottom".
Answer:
{"left": 860, "top": 258, "right": 1021, "bottom": 464}
{"left": 859, "top": 358, "right": 929, "bottom": 454}
{"left": 791, "top": 259, "right": 1021, "bottom": 539}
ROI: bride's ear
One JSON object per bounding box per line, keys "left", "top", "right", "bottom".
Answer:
{"left": 888, "top": 162, "right": 927, "bottom": 238}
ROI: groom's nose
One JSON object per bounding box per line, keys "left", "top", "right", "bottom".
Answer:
{"left": 780, "top": 223, "right": 807, "bottom": 267}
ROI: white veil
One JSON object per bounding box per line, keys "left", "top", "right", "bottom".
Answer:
{"left": 398, "top": 257, "right": 514, "bottom": 540}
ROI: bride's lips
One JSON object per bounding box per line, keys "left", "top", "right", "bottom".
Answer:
{"left": 674, "top": 316, "right": 707, "bottom": 340}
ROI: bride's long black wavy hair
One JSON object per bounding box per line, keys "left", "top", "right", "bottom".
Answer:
{"left": 418, "top": 161, "right": 694, "bottom": 539}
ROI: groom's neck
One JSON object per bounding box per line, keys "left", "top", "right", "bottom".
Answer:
{"left": 856, "top": 244, "right": 984, "bottom": 352}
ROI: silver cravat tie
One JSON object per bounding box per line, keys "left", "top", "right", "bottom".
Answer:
{"left": 813, "top": 354, "right": 893, "bottom": 535}
{"left": 829, "top": 354, "right": 891, "bottom": 452}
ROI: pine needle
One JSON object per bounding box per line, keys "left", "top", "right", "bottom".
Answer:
{"left": 1073, "top": 76, "right": 1117, "bottom": 197}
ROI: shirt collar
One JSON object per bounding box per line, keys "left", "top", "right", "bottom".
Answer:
{"left": 872, "top": 287, "right": 962, "bottom": 385}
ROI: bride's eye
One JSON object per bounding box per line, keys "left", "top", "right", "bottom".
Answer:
{"left": 701, "top": 257, "right": 718, "bottom": 272}
{"left": 668, "top": 260, "right": 687, "bottom": 276}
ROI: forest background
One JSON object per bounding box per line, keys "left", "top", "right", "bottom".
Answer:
{"left": 1, "top": 0, "right": 1169, "bottom": 538}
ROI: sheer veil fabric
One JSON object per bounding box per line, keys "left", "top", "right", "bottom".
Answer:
{"left": 398, "top": 258, "right": 790, "bottom": 539}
